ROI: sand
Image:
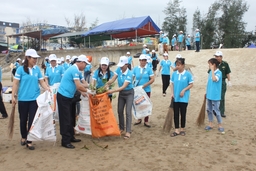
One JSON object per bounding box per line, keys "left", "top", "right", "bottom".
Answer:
{"left": 0, "top": 48, "right": 256, "bottom": 171}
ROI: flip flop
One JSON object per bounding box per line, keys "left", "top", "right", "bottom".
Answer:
{"left": 180, "top": 131, "right": 186, "bottom": 136}
{"left": 205, "top": 126, "right": 213, "bottom": 130}
{"left": 170, "top": 132, "right": 179, "bottom": 137}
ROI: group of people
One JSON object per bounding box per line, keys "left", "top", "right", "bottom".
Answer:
{"left": 2, "top": 45, "right": 231, "bottom": 150}
{"left": 158, "top": 29, "right": 201, "bottom": 53}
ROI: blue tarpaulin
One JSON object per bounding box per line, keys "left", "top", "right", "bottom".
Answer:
{"left": 82, "top": 16, "right": 160, "bottom": 39}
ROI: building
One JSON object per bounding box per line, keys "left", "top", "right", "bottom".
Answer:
{"left": 0, "top": 21, "right": 19, "bottom": 45}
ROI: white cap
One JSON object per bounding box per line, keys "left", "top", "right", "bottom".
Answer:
{"left": 126, "top": 52, "right": 130, "bottom": 55}
{"left": 117, "top": 56, "right": 128, "bottom": 67}
{"left": 196, "top": 29, "right": 200, "bottom": 31}
{"left": 49, "top": 54, "right": 57, "bottom": 61}
{"left": 45, "top": 57, "right": 49, "bottom": 59}
{"left": 100, "top": 57, "right": 109, "bottom": 65}
{"left": 57, "top": 58, "right": 61, "bottom": 64}
{"left": 176, "top": 54, "right": 182, "bottom": 58}
{"left": 187, "top": 34, "right": 190, "bottom": 37}
{"left": 179, "top": 31, "right": 183, "bottom": 33}
{"left": 139, "top": 54, "right": 148, "bottom": 60}
{"left": 77, "top": 55, "right": 90, "bottom": 64}
{"left": 66, "top": 55, "right": 71, "bottom": 60}
{"left": 17, "top": 58, "right": 21, "bottom": 61}
{"left": 159, "top": 31, "right": 163, "bottom": 33}
{"left": 146, "top": 48, "right": 150, "bottom": 51}
{"left": 152, "top": 50, "right": 155, "bottom": 53}
{"left": 25, "top": 49, "right": 40, "bottom": 58}
{"left": 60, "top": 57, "right": 64, "bottom": 62}
{"left": 163, "top": 53, "right": 168, "bottom": 56}
{"left": 214, "top": 51, "right": 223, "bottom": 56}
{"left": 71, "top": 56, "right": 78, "bottom": 62}
{"left": 143, "top": 44, "right": 147, "bottom": 47}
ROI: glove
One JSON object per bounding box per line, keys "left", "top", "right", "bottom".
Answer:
{"left": 227, "top": 81, "right": 232, "bottom": 87}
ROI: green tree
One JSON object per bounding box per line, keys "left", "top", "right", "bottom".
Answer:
{"left": 218, "top": 0, "right": 249, "bottom": 48}
{"left": 162, "top": 0, "right": 187, "bottom": 37}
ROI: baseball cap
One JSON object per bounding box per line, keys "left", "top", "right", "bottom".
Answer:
{"left": 163, "top": 53, "right": 168, "bottom": 56}
{"left": 139, "top": 54, "right": 148, "bottom": 60}
{"left": 60, "top": 57, "right": 64, "bottom": 62}
{"left": 25, "top": 49, "right": 40, "bottom": 58}
{"left": 77, "top": 55, "right": 90, "bottom": 64}
{"left": 126, "top": 52, "right": 130, "bottom": 55}
{"left": 71, "top": 56, "right": 78, "bottom": 62}
{"left": 143, "top": 44, "right": 147, "bottom": 47}
{"left": 100, "top": 57, "right": 109, "bottom": 65}
{"left": 117, "top": 56, "right": 128, "bottom": 67}
{"left": 57, "top": 58, "right": 61, "bottom": 64}
{"left": 214, "top": 51, "right": 223, "bottom": 56}
{"left": 45, "top": 57, "right": 49, "bottom": 60}
{"left": 152, "top": 50, "right": 155, "bottom": 53}
{"left": 66, "top": 55, "right": 71, "bottom": 60}
{"left": 17, "top": 58, "right": 21, "bottom": 61}
{"left": 49, "top": 54, "right": 57, "bottom": 61}
{"left": 176, "top": 54, "right": 182, "bottom": 58}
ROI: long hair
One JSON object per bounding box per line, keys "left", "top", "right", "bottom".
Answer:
{"left": 23, "top": 57, "right": 29, "bottom": 74}
{"left": 97, "top": 64, "right": 111, "bottom": 81}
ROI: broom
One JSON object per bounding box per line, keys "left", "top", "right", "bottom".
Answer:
{"left": 196, "top": 96, "right": 206, "bottom": 126}
{"left": 163, "top": 98, "right": 174, "bottom": 133}
{"left": 7, "top": 105, "right": 16, "bottom": 140}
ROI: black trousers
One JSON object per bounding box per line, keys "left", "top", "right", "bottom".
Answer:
{"left": 196, "top": 41, "right": 200, "bottom": 52}
{"left": 0, "top": 82, "right": 8, "bottom": 117}
{"left": 161, "top": 74, "right": 170, "bottom": 94}
{"left": 173, "top": 102, "right": 188, "bottom": 129}
{"left": 152, "top": 60, "right": 158, "bottom": 71}
{"left": 18, "top": 100, "right": 38, "bottom": 143}
{"left": 57, "top": 92, "right": 74, "bottom": 144}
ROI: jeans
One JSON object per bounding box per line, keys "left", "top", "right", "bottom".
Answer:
{"left": 207, "top": 99, "right": 222, "bottom": 124}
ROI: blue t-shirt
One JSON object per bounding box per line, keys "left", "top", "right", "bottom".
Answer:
{"left": 63, "top": 62, "right": 71, "bottom": 71}
{"left": 159, "top": 33, "right": 164, "bottom": 43}
{"left": 44, "top": 61, "right": 50, "bottom": 68}
{"left": 186, "top": 38, "right": 191, "bottom": 45}
{"left": 160, "top": 59, "right": 172, "bottom": 75}
{"left": 133, "top": 66, "right": 154, "bottom": 92}
{"left": 171, "top": 37, "right": 176, "bottom": 46}
{"left": 14, "top": 62, "right": 20, "bottom": 69}
{"left": 162, "top": 37, "right": 168, "bottom": 44}
{"left": 14, "top": 66, "right": 43, "bottom": 101}
{"left": 114, "top": 67, "right": 133, "bottom": 90}
{"left": 92, "top": 69, "right": 114, "bottom": 88}
{"left": 142, "top": 49, "right": 147, "bottom": 54}
{"left": 178, "top": 34, "right": 184, "bottom": 43}
{"left": 206, "top": 69, "right": 222, "bottom": 101}
{"left": 84, "top": 64, "right": 92, "bottom": 72}
{"left": 170, "top": 70, "right": 194, "bottom": 103}
{"left": 151, "top": 53, "right": 158, "bottom": 60}
{"left": 58, "top": 64, "right": 82, "bottom": 98}
{"left": 195, "top": 32, "right": 200, "bottom": 41}
{"left": 127, "top": 56, "right": 133, "bottom": 65}
{"left": 45, "top": 65, "right": 64, "bottom": 86}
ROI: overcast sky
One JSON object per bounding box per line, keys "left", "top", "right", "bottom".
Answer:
{"left": 1, "top": 0, "right": 255, "bottom": 34}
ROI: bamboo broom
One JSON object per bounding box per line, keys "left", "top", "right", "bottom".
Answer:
{"left": 196, "top": 96, "right": 206, "bottom": 126}
{"left": 163, "top": 98, "right": 174, "bottom": 133}
{"left": 7, "top": 105, "right": 16, "bottom": 140}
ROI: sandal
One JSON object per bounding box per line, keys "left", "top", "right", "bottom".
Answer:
{"left": 170, "top": 132, "right": 179, "bottom": 137}
{"left": 134, "top": 119, "right": 142, "bottom": 125}
{"left": 124, "top": 133, "right": 131, "bottom": 140}
{"left": 180, "top": 131, "right": 186, "bottom": 136}
{"left": 20, "top": 139, "right": 26, "bottom": 146}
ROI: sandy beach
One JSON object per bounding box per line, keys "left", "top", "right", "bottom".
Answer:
{"left": 0, "top": 48, "right": 256, "bottom": 171}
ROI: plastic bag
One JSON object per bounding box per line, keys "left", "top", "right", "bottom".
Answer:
{"left": 75, "top": 94, "right": 92, "bottom": 135}
{"left": 27, "top": 91, "right": 56, "bottom": 142}
{"left": 132, "top": 86, "right": 152, "bottom": 120}
{"left": 89, "top": 93, "right": 120, "bottom": 138}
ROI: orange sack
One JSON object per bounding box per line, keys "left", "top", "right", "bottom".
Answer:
{"left": 89, "top": 93, "right": 120, "bottom": 138}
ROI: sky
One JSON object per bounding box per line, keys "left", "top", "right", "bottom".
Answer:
{"left": 1, "top": 0, "right": 255, "bottom": 34}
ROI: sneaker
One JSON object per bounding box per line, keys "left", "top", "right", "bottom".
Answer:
{"left": 218, "top": 127, "right": 224, "bottom": 132}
